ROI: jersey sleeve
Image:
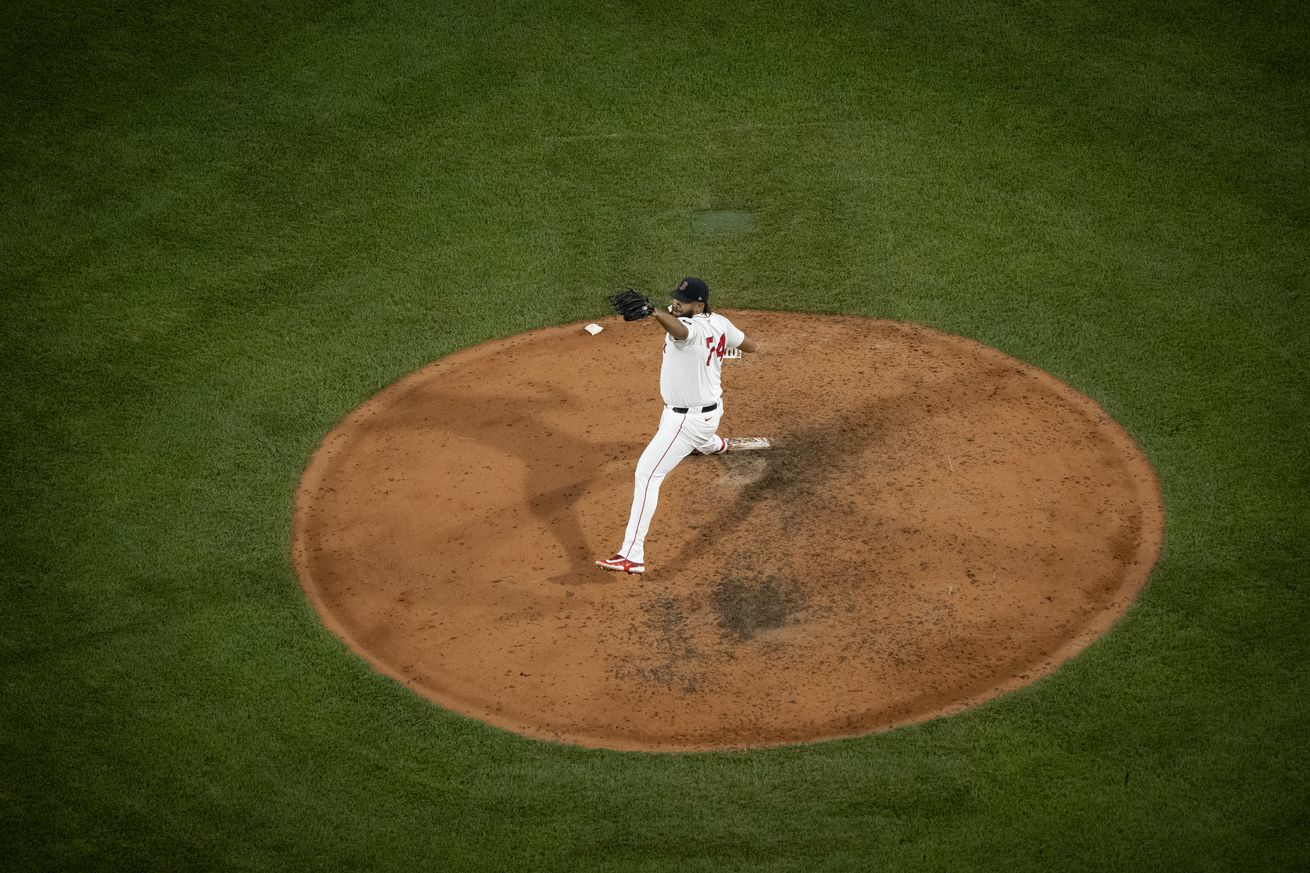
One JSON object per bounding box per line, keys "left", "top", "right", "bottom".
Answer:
{"left": 673, "top": 317, "right": 706, "bottom": 346}
{"left": 723, "top": 318, "right": 746, "bottom": 349}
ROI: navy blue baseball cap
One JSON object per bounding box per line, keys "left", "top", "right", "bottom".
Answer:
{"left": 672, "top": 276, "right": 709, "bottom": 303}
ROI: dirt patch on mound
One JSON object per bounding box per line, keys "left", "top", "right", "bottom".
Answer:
{"left": 292, "top": 313, "right": 1164, "bottom": 751}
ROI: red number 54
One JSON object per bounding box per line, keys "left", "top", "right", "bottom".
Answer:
{"left": 705, "top": 334, "right": 727, "bottom": 366}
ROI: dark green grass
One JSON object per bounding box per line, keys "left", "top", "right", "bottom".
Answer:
{"left": 3, "top": 1, "right": 1307, "bottom": 870}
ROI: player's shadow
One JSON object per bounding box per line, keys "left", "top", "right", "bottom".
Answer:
{"left": 665, "top": 366, "right": 1015, "bottom": 574}
{"left": 364, "top": 381, "right": 638, "bottom": 578}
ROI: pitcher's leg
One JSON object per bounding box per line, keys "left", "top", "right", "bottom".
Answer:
{"left": 693, "top": 409, "right": 727, "bottom": 454}
{"left": 694, "top": 434, "right": 728, "bottom": 455}
{"left": 619, "top": 411, "right": 695, "bottom": 564}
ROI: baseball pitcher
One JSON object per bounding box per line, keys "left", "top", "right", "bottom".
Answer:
{"left": 597, "top": 277, "right": 758, "bottom": 574}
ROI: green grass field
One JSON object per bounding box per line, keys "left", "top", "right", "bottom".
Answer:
{"left": 3, "top": 1, "right": 1307, "bottom": 870}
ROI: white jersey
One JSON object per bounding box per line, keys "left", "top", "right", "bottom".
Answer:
{"left": 659, "top": 312, "right": 746, "bottom": 408}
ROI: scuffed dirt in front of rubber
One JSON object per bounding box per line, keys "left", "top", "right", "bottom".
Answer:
{"left": 292, "top": 313, "right": 1165, "bottom": 751}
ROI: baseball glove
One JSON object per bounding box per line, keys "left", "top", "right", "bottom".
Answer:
{"left": 610, "top": 288, "right": 654, "bottom": 321}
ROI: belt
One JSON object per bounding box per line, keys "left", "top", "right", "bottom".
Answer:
{"left": 671, "top": 403, "right": 718, "bottom": 414}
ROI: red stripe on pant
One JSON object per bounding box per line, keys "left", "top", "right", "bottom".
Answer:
{"left": 621, "top": 415, "right": 685, "bottom": 559}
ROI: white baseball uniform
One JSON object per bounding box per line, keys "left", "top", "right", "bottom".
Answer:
{"left": 616, "top": 311, "right": 747, "bottom": 564}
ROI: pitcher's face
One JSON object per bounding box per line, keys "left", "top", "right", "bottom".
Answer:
{"left": 669, "top": 298, "right": 702, "bottom": 317}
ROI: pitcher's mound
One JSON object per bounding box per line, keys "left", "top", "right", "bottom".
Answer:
{"left": 293, "top": 313, "right": 1164, "bottom": 751}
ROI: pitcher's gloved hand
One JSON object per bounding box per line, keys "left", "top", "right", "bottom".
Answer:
{"left": 610, "top": 288, "right": 654, "bottom": 321}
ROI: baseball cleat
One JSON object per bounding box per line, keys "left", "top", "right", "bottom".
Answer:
{"left": 596, "top": 554, "right": 645, "bottom": 574}
{"left": 726, "top": 437, "right": 771, "bottom": 451}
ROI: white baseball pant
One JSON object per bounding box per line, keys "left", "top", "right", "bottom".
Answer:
{"left": 618, "top": 405, "right": 726, "bottom": 564}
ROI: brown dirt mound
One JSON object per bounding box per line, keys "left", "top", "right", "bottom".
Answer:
{"left": 292, "top": 313, "right": 1164, "bottom": 751}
